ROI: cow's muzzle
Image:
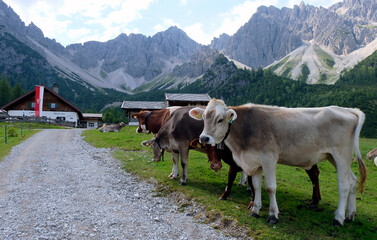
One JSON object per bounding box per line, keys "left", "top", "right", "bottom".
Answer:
{"left": 199, "top": 134, "right": 215, "bottom": 146}
{"left": 210, "top": 161, "right": 222, "bottom": 172}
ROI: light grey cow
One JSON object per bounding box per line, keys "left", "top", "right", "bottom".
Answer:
{"left": 367, "top": 148, "right": 377, "bottom": 166}
{"left": 99, "top": 122, "right": 126, "bottom": 132}
{"left": 190, "top": 99, "right": 367, "bottom": 226}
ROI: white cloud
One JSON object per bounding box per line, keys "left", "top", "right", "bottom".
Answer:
{"left": 152, "top": 18, "right": 181, "bottom": 34}
{"left": 154, "top": 24, "right": 165, "bottom": 32}
{"left": 67, "top": 28, "right": 92, "bottom": 40}
{"left": 4, "top": 0, "right": 155, "bottom": 45}
{"left": 24, "top": 1, "right": 71, "bottom": 40}
{"left": 213, "top": 0, "right": 278, "bottom": 38}
{"left": 85, "top": 0, "right": 155, "bottom": 39}
{"left": 184, "top": 22, "right": 213, "bottom": 45}
{"left": 180, "top": 0, "right": 188, "bottom": 6}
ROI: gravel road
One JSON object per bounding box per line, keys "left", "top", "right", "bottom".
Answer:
{"left": 0, "top": 129, "right": 240, "bottom": 239}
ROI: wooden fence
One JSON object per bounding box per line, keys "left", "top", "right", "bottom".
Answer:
{"left": 0, "top": 116, "right": 76, "bottom": 127}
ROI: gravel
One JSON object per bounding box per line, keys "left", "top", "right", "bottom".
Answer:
{"left": 0, "top": 129, "right": 241, "bottom": 239}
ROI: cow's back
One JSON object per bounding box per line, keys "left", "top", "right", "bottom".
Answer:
{"left": 229, "top": 105, "right": 361, "bottom": 167}
{"left": 170, "top": 107, "right": 204, "bottom": 141}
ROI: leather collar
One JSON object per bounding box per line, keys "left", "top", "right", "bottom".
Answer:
{"left": 145, "top": 111, "right": 152, "bottom": 132}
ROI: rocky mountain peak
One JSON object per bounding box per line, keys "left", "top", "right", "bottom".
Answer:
{"left": 26, "top": 22, "right": 44, "bottom": 40}
{"left": 330, "top": 0, "right": 377, "bottom": 22}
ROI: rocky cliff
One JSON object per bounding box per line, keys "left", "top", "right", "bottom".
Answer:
{"left": 213, "top": 0, "right": 377, "bottom": 69}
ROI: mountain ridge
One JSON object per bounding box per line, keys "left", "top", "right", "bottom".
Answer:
{"left": 212, "top": 0, "right": 377, "bottom": 83}
{"left": 1, "top": 0, "right": 377, "bottom": 94}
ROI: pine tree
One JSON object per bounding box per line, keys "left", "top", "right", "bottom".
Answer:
{"left": 0, "top": 76, "right": 12, "bottom": 107}
{"left": 11, "top": 82, "right": 24, "bottom": 101}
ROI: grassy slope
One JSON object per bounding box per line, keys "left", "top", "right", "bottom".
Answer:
{"left": 83, "top": 126, "right": 377, "bottom": 240}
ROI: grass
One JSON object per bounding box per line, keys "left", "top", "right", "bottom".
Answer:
{"left": 269, "top": 56, "right": 290, "bottom": 72}
{"left": 83, "top": 126, "right": 377, "bottom": 239}
{"left": 0, "top": 122, "right": 66, "bottom": 161}
{"left": 313, "top": 45, "right": 335, "bottom": 69}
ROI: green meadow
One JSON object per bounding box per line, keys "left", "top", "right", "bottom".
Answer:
{"left": 84, "top": 126, "right": 377, "bottom": 239}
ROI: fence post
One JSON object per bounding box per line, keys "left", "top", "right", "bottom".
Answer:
{"left": 29, "top": 122, "right": 31, "bottom": 131}
{"left": 21, "top": 123, "right": 23, "bottom": 137}
{"left": 5, "top": 125, "right": 7, "bottom": 144}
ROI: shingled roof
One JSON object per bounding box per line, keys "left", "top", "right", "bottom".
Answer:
{"left": 121, "top": 101, "right": 167, "bottom": 110}
{"left": 164, "top": 93, "right": 211, "bottom": 102}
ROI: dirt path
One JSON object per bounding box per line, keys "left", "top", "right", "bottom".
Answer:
{"left": 0, "top": 129, "right": 237, "bottom": 239}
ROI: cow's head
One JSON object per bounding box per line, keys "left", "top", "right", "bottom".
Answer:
{"left": 189, "top": 99, "right": 237, "bottom": 146}
{"left": 131, "top": 110, "right": 151, "bottom": 134}
{"left": 190, "top": 139, "right": 222, "bottom": 172}
{"left": 141, "top": 138, "right": 164, "bottom": 162}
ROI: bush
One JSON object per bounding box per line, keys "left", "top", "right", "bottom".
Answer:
{"left": 7, "top": 127, "right": 18, "bottom": 137}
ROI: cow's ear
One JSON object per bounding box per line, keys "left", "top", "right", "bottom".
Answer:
{"left": 141, "top": 140, "right": 153, "bottom": 147}
{"left": 189, "top": 108, "right": 204, "bottom": 120}
{"left": 131, "top": 114, "right": 138, "bottom": 119}
{"left": 190, "top": 139, "right": 199, "bottom": 148}
{"left": 227, "top": 109, "right": 237, "bottom": 123}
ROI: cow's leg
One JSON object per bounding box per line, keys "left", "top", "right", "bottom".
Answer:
{"left": 220, "top": 166, "right": 238, "bottom": 200}
{"left": 238, "top": 171, "right": 247, "bottom": 186}
{"left": 250, "top": 170, "right": 263, "bottom": 218}
{"left": 345, "top": 170, "right": 357, "bottom": 222}
{"left": 263, "top": 161, "right": 279, "bottom": 224}
{"left": 179, "top": 147, "right": 189, "bottom": 185}
{"left": 247, "top": 175, "right": 255, "bottom": 208}
{"left": 305, "top": 164, "right": 321, "bottom": 208}
{"left": 333, "top": 158, "right": 351, "bottom": 226}
{"left": 169, "top": 152, "right": 179, "bottom": 179}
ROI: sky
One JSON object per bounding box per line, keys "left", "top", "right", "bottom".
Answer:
{"left": 3, "top": 0, "right": 341, "bottom": 47}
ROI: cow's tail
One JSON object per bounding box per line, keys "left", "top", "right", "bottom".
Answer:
{"left": 352, "top": 108, "right": 367, "bottom": 194}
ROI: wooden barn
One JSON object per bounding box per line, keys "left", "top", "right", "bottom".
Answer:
{"left": 1, "top": 84, "right": 83, "bottom": 127}
{"left": 121, "top": 101, "right": 167, "bottom": 125}
{"left": 121, "top": 93, "right": 211, "bottom": 125}
{"left": 165, "top": 93, "right": 211, "bottom": 107}
{"left": 81, "top": 113, "right": 103, "bottom": 129}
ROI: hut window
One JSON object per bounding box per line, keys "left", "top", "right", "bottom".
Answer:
{"left": 48, "top": 103, "right": 59, "bottom": 110}
{"left": 29, "top": 102, "right": 35, "bottom": 109}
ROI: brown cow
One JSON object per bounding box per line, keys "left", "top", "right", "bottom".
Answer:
{"left": 99, "top": 122, "right": 126, "bottom": 132}
{"left": 131, "top": 107, "right": 181, "bottom": 134}
{"left": 141, "top": 106, "right": 213, "bottom": 185}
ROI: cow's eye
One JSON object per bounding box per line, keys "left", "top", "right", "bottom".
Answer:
{"left": 218, "top": 119, "right": 223, "bottom": 123}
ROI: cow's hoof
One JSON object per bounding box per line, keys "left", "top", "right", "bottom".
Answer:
{"left": 345, "top": 213, "right": 356, "bottom": 223}
{"left": 332, "top": 219, "right": 343, "bottom": 227}
{"left": 250, "top": 212, "right": 260, "bottom": 218}
{"left": 179, "top": 181, "right": 187, "bottom": 186}
{"left": 266, "top": 216, "right": 278, "bottom": 224}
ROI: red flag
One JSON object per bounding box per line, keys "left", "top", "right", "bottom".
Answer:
{"left": 35, "top": 86, "right": 44, "bottom": 117}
